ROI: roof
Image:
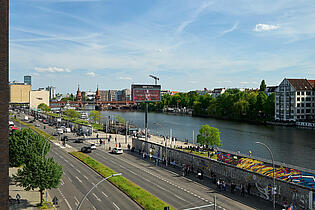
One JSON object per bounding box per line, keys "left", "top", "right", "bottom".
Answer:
{"left": 308, "top": 80, "right": 315, "bottom": 88}
{"left": 287, "top": 79, "right": 313, "bottom": 91}
{"left": 266, "top": 86, "right": 278, "bottom": 92}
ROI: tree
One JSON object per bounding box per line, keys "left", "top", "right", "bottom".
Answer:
{"left": 9, "top": 128, "right": 50, "bottom": 166}
{"left": 260, "top": 80, "right": 267, "bottom": 91}
{"left": 13, "top": 155, "right": 62, "bottom": 205}
{"left": 197, "top": 124, "right": 221, "bottom": 148}
{"left": 37, "top": 103, "right": 50, "bottom": 112}
{"left": 64, "top": 109, "right": 80, "bottom": 120}
{"left": 89, "top": 111, "right": 101, "bottom": 123}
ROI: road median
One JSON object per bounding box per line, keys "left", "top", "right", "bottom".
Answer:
{"left": 70, "top": 151, "right": 174, "bottom": 210}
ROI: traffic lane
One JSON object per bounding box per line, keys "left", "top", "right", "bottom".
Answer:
{"left": 110, "top": 151, "right": 256, "bottom": 210}
{"left": 92, "top": 149, "right": 212, "bottom": 210}
{"left": 67, "top": 141, "right": 206, "bottom": 209}
{"left": 49, "top": 143, "right": 141, "bottom": 210}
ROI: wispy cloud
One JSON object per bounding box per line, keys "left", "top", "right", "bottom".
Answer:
{"left": 176, "top": 1, "right": 213, "bottom": 33}
{"left": 119, "top": 76, "right": 132, "bottom": 81}
{"left": 218, "top": 22, "right": 239, "bottom": 37}
{"left": 254, "top": 24, "right": 280, "bottom": 32}
{"left": 34, "top": 67, "right": 71, "bottom": 73}
{"left": 86, "top": 72, "right": 96, "bottom": 77}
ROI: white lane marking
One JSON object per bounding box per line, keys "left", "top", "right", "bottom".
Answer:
{"left": 92, "top": 193, "right": 101, "bottom": 202}
{"left": 74, "top": 196, "right": 79, "bottom": 206}
{"left": 173, "top": 194, "right": 186, "bottom": 202}
{"left": 183, "top": 204, "right": 214, "bottom": 210}
{"left": 102, "top": 191, "right": 108, "bottom": 198}
{"left": 113, "top": 202, "right": 120, "bottom": 210}
{"left": 70, "top": 163, "right": 74, "bottom": 167}
{"left": 92, "top": 205, "right": 97, "bottom": 210}
{"left": 64, "top": 159, "right": 69, "bottom": 163}
{"left": 60, "top": 179, "right": 64, "bottom": 185}
{"left": 76, "top": 169, "right": 81, "bottom": 173}
{"left": 83, "top": 175, "right": 89, "bottom": 180}
{"left": 92, "top": 182, "right": 96, "bottom": 186}
{"left": 58, "top": 188, "right": 72, "bottom": 210}
{"left": 75, "top": 176, "right": 82, "bottom": 183}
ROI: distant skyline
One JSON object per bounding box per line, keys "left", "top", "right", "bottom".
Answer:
{"left": 10, "top": 0, "right": 315, "bottom": 93}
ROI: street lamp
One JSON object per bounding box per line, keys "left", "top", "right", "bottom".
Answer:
{"left": 255, "top": 142, "right": 276, "bottom": 210}
{"left": 77, "top": 173, "right": 122, "bottom": 210}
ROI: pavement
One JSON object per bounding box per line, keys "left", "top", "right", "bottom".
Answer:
{"left": 9, "top": 167, "right": 54, "bottom": 210}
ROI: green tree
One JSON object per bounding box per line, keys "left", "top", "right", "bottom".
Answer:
{"left": 37, "top": 103, "right": 50, "bottom": 112}
{"left": 264, "top": 93, "right": 275, "bottom": 119}
{"left": 9, "top": 128, "right": 50, "bottom": 166}
{"left": 64, "top": 109, "right": 80, "bottom": 120}
{"left": 13, "top": 155, "right": 63, "bottom": 205}
{"left": 197, "top": 124, "right": 221, "bottom": 148}
{"left": 260, "top": 80, "right": 267, "bottom": 91}
{"left": 89, "top": 111, "right": 101, "bottom": 123}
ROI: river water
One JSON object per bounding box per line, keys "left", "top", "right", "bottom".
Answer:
{"left": 99, "top": 110, "right": 315, "bottom": 170}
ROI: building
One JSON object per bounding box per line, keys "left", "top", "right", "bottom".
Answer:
{"left": 108, "top": 90, "right": 117, "bottom": 101}
{"left": 265, "top": 86, "right": 277, "bottom": 96}
{"left": 82, "top": 91, "right": 96, "bottom": 101}
{"left": 76, "top": 85, "right": 82, "bottom": 101}
{"left": 275, "top": 78, "right": 315, "bottom": 122}
{"left": 212, "top": 88, "right": 226, "bottom": 98}
{"left": 29, "top": 89, "right": 49, "bottom": 109}
{"left": 46, "top": 86, "right": 56, "bottom": 100}
{"left": 115, "top": 89, "right": 130, "bottom": 101}
{"left": 99, "top": 90, "right": 109, "bottom": 101}
{"left": 24, "top": 75, "right": 31, "bottom": 85}
{"left": 9, "top": 83, "right": 32, "bottom": 104}
{"left": 95, "top": 87, "right": 100, "bottom": 101}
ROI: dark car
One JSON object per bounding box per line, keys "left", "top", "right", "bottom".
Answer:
{"left": 74, "top": 138, "right": 84, "bottom": 143}
{"left": 81, "top": 146, "right": 92, "bottom": 153}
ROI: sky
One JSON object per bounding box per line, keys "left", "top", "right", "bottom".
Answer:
{"left": 10, "top": 0, "right": 315, "bottom": 94}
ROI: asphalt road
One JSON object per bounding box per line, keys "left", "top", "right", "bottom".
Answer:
{"left": 13, "top": 114, "right": 141, "bottom": 210}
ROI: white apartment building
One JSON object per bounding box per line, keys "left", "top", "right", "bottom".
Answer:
{"left": 275, "top": 78, "right": 315, "bottom": 122}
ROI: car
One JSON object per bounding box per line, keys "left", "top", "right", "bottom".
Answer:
{"left": 81, "top": 146, "right": 92, "bottom": 153}
{"left": 112, "top": 148, "right": 123, "bottom": 154}
{"left": 52, "top": 132, "right": 58, "bottom": 136}
{"left": 57, "top": 128, "right": 63, "bottom": 135}
{"left": 90, "top": 144, "right": 96, "bottom": 150}
{"left": 35, "top": 124, "right": 40, "bottom": 127}
{"left": 74, "top": 138, "right": 84, "bottom": 143}
{"left": 9, "top": 121, "right": 14, "bottom": 126}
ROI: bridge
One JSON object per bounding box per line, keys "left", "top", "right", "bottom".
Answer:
{"left": 50, "top": 100, "right": 137, "bottom": 110}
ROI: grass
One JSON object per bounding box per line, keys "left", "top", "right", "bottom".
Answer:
{"left": 179, "top": 148, "right": 218, "bottom": 160}
{"left": 70, "top": 151, "right": 174, "bottom": 210}
{"left": 13, "top": 118, "right": 56, "bottom": 141}
{"left": 36, "top": 201, "right": 53, "bottom": 209}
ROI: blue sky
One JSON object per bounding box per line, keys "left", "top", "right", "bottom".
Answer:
{"left": 10, "top": 0, "right": 315, "bottom": 93}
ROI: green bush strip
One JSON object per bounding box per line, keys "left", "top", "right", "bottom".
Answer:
{"left": 13, "top": 118, "right": 56, "bottom": 141}
{"left": 70, "top": 151, "right": 174, "bottom": 210}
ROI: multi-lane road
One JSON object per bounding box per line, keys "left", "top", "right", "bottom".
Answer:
{"left": 13, "top": 111, "right": 276, "bottom": 210}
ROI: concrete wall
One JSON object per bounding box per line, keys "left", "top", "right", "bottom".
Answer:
{"left": 9, "top": 84, "right": 32, "bottom": 103}
{"left": 29, "top": 90, "right": 49, "bottom": 109}
{"left": 133, "top": 138, "right": 315, "bottom": 210}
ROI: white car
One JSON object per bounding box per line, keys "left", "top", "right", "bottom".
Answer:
{"left": 9, "top": 121, "right": 14, "bottom": 126}
{"left": 57, "top": 128, "right": 63, "bottom": 134}
{"left": 90, "top": 144, "right": 96, "bottom": 150}
{"left": 112, "top": 148, "right": 123, "bottom": 154}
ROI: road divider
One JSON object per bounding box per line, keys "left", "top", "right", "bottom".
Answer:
{"left": 70, "top": 151, "right": 174, "bottom": 210}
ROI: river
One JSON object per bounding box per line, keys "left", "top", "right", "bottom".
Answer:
{"left": 98, "top": 110, "right": 315, "bottom": 170}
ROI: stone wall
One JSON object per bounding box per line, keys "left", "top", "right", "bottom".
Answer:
{"left": 133, "top": 138, "right": 314, "bottom": 210}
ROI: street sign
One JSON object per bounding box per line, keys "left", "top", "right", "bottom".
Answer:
{"left": 131, "top": 84, "right": 161, "bottom": 102}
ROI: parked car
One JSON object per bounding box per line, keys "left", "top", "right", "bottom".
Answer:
{"left": 57, "top": 128, "right": 63, "bottom": 135}
{"left": 81, "top": 146, "right": 92, "bottom": 153}
{"left": 90, "top": 144, "right": 96, "bottom": 150}
{"left": 35, "top": 123, "right": 40, "bottom": 127}
{"left": 9, "top": 121, "right": 14, "bottom": 126}
{"left": 52, "top": 132, "right": 58, "bottom": 136}
{"left": 74, "top": 138, "right": 84, "bottom": 143}
{"left": 112, "top": 148, "right": 123, "bottom": 154}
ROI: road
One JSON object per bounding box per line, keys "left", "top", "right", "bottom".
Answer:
{"left": 13, "top": 113, "right": 141, "bottom": 210}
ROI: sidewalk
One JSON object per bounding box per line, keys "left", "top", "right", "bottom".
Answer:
{"left": 9, "top": 167, "right": 54, "bottom": 210}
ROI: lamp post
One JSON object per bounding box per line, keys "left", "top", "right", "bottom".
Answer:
{"left": 77, "top": 173, "right": 121, "bottom": 210}
{"left": 256, "top": 141, "right": 276, "bottom": 210}
{"left": 153, "top": 122, "right": 168, "bottom": 166}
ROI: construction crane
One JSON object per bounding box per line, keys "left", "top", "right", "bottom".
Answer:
{"left": 149, "top": 75, "right": 159, "bottom": 85}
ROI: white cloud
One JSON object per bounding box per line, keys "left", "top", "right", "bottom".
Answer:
{"left": 86, "top": 72, "right": 96, "bottom": 77}
{"left": 219, "top": 22, "right": 239, "bottom": 37}
{"left": 34, "top": 66, "right": 71, "bottom": 73}
{"left": 119, "top": 76, "right": 132, "bottom": 81}
{"left": 254, "top": 24, "right": 280, "bottom": 32}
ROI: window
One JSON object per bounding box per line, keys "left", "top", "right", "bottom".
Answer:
{"left": 301, "top": 109, "right": 304, "bottom": 113}
{"left": 302, "top": 98, "right": 304, "bottom": 101}
{"left": 302, "top": 92, "right": 305, "bottom": 95}
{"left": 306, "top": 92, "right": 311, "bottom": 95}
{"left": 306, "top": 103, "right": 311, "bottom": 107}
{"left": 306, "top": 97, "right": 311, "bottom": 101}
{"left": 297, "top": 116, "right": 300, "bottom": 119}
{"left": 297, "top": 103, "right": 300, "bottom": 107}
{"left": 297, "top": 109, "right": 300, "bottom": 113}
{"left": 306, "top": 109, "right": 311, "bottom": 113}
{"left": 297, "top": 91, "right": 300, "bottom": 95}
{"left": 302, "top": 103, "right": 304, "bottom": 107}
{"left": 297, "top": 97, "right": 300, "bottom": 101}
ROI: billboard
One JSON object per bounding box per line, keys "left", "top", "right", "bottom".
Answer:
{"left": 131, "top": 84, "right": 161, "bottom": 102}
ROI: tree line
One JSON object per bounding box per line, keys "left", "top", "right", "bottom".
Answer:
{"left": 147, "top": 82, "right": 275, "bottom": 122}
